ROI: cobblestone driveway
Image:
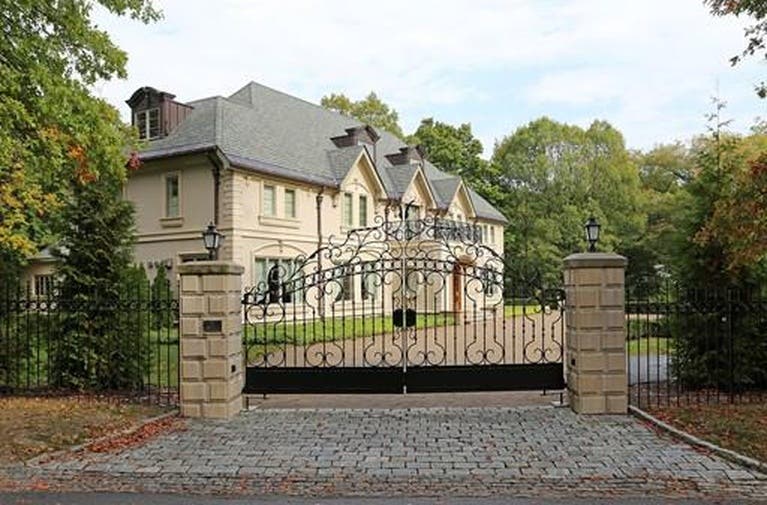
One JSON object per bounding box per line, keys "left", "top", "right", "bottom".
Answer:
{"left": 9, "top": 406, "right": 767, "bottom": 500}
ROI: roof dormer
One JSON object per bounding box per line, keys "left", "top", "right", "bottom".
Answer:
{"left": 385, "top": 145, "right": 425, "bottom": 166}
{"left": 126, "top": 86, "right": 193, "bottom": 141}
{"left": 330, "top": 125, "right": 380, "bottom": 148}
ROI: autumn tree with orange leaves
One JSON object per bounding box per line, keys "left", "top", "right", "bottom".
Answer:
{"left": 0, "top": 0, "right": 161, "bottom": 280}
{"left": 695, "top": 126, "right": 767, "bottom": 273}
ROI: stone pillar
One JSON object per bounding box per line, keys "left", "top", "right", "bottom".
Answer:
{"left": 563, "top": 253, "right": 627, "bottom": 414}
{"left": 177, "top": 261, "right": 244, "bottom": 419}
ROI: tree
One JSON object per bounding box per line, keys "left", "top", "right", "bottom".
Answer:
{"left": 321, "top": 92, "right": 405, "bottom": 138}
{"left": 626, "top": 143, "right": 694, "bottom": 279}
{"left": 151, "top": 264, "right": 173, "bottom": 329}
{"left": 51, "top": 175, "right": 141, "bottom": 390}
{"left": 491, "top": 117, "right": 643, "bottom": 284}
{"left": 692, "top": 131, "right": 767, "bottom": 274}
{"left": 662, "top": 114, "right": 767, "bottom": 390}
{"left": 0, "top": 0, "right": 161, "bottom": 268}
{"left": 706, "top": 0, "right": 767, "bottom": 97}
{"left": 408, "top": 118, "right": 493, "bottom": 188}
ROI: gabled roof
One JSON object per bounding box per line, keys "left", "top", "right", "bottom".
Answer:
{"left": 431, "top": 177, "right": 477, "bottom": 218}
{"left": 386, "top": 164, "right": 438, "bottom": 209}
{"left": 136, "top": 80, "right": 508, "bottom": 223}
{"left": 326, "top": 145, "right": 365, "bottom": 183}
{"left": 387, "top": 164, "right": 418, "bottom": 197}
{"left": 430, "top": 177, "right": 461, "bottom": 209}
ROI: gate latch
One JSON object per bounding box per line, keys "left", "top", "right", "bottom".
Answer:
{"left": 393, "top": 308, "right": 416, "bottom": 328}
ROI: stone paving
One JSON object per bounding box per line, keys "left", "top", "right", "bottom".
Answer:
{"left": 6, "top": 406, "right": 767, "bottom": 500}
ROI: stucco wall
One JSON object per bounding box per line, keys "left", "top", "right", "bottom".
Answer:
{"left": 22, "top": 146, "right": 506, "bottom": 300}
{"left": 125, "top": 154, "right": 215, "bottom": 280}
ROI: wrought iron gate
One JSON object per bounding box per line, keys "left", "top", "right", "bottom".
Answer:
{"left": 242, "top": 215, "right": 565, "bottom": 394}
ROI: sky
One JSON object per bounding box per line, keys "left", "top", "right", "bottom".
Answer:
{"left": 94, "top": 0, "right": 766, "bottom": 156}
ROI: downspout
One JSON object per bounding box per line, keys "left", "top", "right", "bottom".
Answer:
{"left": 316, "top": 188, "right": 324, "bottom": 252}
{"left": 212, "top": 165, "right": 221, "bottom": 225}
{"left": 316, "top": 188, "right": 325, "bottom": 318}
{"left": 206, "top": 148, "right": 229, "bottom": 226}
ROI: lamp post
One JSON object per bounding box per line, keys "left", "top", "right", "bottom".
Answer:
{"left": 202, "top": 222, "right": 223, "bottom": 260}
{"left": 584, "top": 216, "right": 600, "bottom": 252}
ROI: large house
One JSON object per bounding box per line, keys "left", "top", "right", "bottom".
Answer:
{"left": 25, "top": 81, "right": 507, "bottom": 311}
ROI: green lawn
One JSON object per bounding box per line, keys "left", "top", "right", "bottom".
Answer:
{"left": 627, "top": 337, "right": 675, "bottom": 356}
{"left": 245, "top": 306, "right": 544, "bottom": 348}
{"left": 504, "top": 304, "right": 543, "bottom": 317}
{"left": 244, "top": 312, "right": 455, "bottom": 346}
{"left": 0, "top": 326, "right": 179, "bottom": 389}
{"left": 147, "top": 328, "right": 178, "bottom": 388}
{"left": 244, "top": 312, "right": 455, "bottom": 363}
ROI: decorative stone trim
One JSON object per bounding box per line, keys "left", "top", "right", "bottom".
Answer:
{"left": 178, "top": 261, "right": 245, "bottom": 276}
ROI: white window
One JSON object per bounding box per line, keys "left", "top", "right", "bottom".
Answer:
{"left": 254, "top": 257, "right": 302, "bottom": 302}
{"left": 263, "top": 185, "right": 276, "bottom": 216}
{"left": 361, "top": 262, "right": 378, "bottom": 301}
{"left": 490, "top": 226, "right": 496, "bottom": 244}
{"left": 165, "top": 173, "right": 180, "bottom": 218}
{"left": 483, "top": 267, "right": 499, "bottom": 296}
{"left": 135, "top": 108, "right": 160, "bottom": 140}
{"left": 335, "top": 266, "right": 354, "bottom": 302}
{"left": 343, "top": 193, "right": 353, "bottom": 227}
{"left": 359, "top": 195, "right": 368, "bottom": 227}
{"left": 284, "top": 189, "right": 296, "bottom": 218}
{"left": 34, "top": 275, "right": 53, "bottom": 297}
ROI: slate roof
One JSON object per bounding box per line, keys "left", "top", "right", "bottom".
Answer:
{"left": 386, "top": 164, "right": 419, "bottom": 198}
{"left": 430, "top": 177, "right": 462, "bottom": 209}
{"left": 138, "top": 81, "right": 507, "bottom": 223}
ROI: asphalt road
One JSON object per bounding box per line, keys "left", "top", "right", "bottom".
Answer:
{"left": 628, "top": 354, "right": 669, "bottom": 385}
{"left": 0, "top": 493, "right": 741, "bottom": 505}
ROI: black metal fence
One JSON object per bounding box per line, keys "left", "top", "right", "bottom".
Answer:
{"left": 0, "top": 282, "right": 179, "bottom": 405}
{"left": 626, "top": 276, "right": 767, "bottom": 410}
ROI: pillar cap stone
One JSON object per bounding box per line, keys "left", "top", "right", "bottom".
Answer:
{"left": 564, "top": 252, "right": 627, "bottom": 269}
{"left": 178, "top": 261, "right": 245, "bottom": 275}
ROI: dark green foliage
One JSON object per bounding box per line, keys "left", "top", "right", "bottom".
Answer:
{"left": 408, "top": 118, "right": 494, "bottom": 194}
{"left": 671, "top": 297, "right": 767, "bottom": 391}
{"left": 151, "top": 265, "right": 173, "bottom": 330}
{"left": 50, "top": 179, "right": 143, "bottom": 390}
{"left": 491, "top": 117, "right": 643, "bottom": 285}
{"left": 321, "top": 92, "right": 405, "bottom": 138}
{"left": 0, "top": 311, "right": 36, "bottom": 389}
{"left": 627, "top": 317, "right": 671, "bottom": 341}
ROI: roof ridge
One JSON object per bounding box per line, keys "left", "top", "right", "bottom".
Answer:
{"left": 233, "top": 81, "right": 356, "bottom": 119}
{"left": 186, "top": 95, "right": 225, "bottom": 106}
{"left": 229, "top": 81, "right": 412, "bottom": 139}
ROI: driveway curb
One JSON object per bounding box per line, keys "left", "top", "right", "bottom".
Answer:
{"left": 629, "top": 405, "right": 767, "bottom": 475}
{"left": 25, "top": 409, "right": 179, "bottom": 467}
